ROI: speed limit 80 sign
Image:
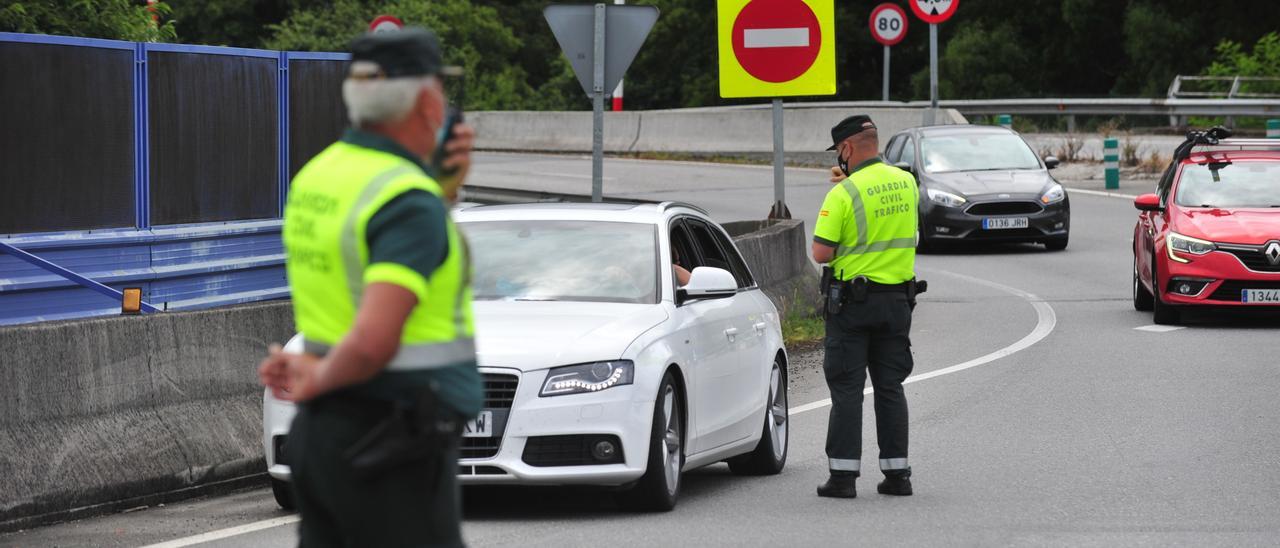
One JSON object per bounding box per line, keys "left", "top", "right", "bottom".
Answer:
{"left": 869, "top": 3, "right": 907, "bottom": 46}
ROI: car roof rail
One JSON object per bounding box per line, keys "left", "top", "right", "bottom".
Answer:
{"left": 1196, "top": 138, "right": 1280, "bottom": 154}
{"left": 1173, "top": 126, "right": 1234, "bottom": 162}
{"left": 659, "top": 201, "right": 710, "bottom": 215}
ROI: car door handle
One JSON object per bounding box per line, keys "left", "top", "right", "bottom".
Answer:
{"left": 724, "top": 328, "right": 738, "bottom": 342}
{"left": 753, "top": 322, "right": 767, "bottom": 333}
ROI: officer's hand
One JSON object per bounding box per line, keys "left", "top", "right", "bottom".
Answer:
{"left": 276, "top": 353, "right": 324, "bottom": 402}
{"left": 829, "top": 166, "right": 845, "bottom": 184}
{"left": 439, "top": 122, "right": 475, "bottom": 201}
{"left": 258, "top": 343, "right": 290, "bottom": 395}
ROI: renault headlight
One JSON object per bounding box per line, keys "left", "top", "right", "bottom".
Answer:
{"left": 540, "top": 361, "right": 634, "bottom": 397}
{"left": 927, "top": 188, "right": 967, "bottom": 208}
{"left": 1166, "top": 232, "right": 1215, "bottom": 263}
{"left": 1040, "top": 183, "right": 1065, "bottom": 204}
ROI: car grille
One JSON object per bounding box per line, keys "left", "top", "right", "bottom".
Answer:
{"left": 965, "top": 201, "right": 1043, "bottom": 216}
{"left": 1207, "top": 280, "right": 1280, "bottom": 302}
{"left": 1218, "top": 245, "right": 1280, "bottom": 273}
{"left": 967, "top": 227, "right": 1043, "bottom": 239}
{"left": 483, "top": 373, "right": 519, "bottom": 409}
{"left": 522, "top": 435, "right": 625, "bottom": 467}
{"left": 459, "top": 373, "right": 520, "bottom": 460}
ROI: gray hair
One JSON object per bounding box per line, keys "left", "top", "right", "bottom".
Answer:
{"left": 341, "top": 61, "right": 438, "bottom": 126}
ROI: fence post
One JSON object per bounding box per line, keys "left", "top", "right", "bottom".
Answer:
{"left": 997, "top": 114, "right": 1012, "bottom": 129}
{"left": 1268, "top": 119, "right": 1280, "bottom": 139}
{"left": 1103, "top": 138, "right": 1120, "bottom": 190}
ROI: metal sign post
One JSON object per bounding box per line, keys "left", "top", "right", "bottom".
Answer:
{"left": 883, "top": 46, "right": 890, "bottom": 101}
{"left": 545, "top": 4, "right": 659, "bottom": 201}
{"left": 928, "top": 23, "right": 938, "bottom": 125}
{"left": 909, "top": 0, "right": 959, "bottom": 126}
{"left": 591, "top": 4, "right": 606, "bottom": 202}
{"left": 772, "top": 99, "right": 785, "bottom": 217}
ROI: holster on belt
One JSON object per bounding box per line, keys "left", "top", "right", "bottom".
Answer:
{"left": 821, "top": 267, "right": 844, "bottom": 318}
{"left": 906, "top": 278, "right": 928, "bottom": 309}
{"left": 342, "top": 387, "right": 460, "bottom": 482}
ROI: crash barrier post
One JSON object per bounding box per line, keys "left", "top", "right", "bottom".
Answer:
{"left": 1103, "top": 138, "right": 1120, "bottom": 190}
{"left": 1268, "top": 119, "right": 1279, "bottom": 138}
{"left": 997, "top": 114, "right": 1012, "bottom": 129}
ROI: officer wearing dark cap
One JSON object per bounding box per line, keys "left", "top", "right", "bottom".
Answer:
{"left": 812, "top": 114, "right": 920, "bottom": 499}
{"left": 260, "top": 26, "right": 479, "bottom": 547}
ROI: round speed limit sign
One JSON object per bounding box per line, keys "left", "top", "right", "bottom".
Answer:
{"left": 869, "top": 3, "right": 908, "bottom": 46}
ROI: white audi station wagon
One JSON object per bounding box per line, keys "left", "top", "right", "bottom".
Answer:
{"left": 264, "top": 202, "right": 790, "bottom": 511}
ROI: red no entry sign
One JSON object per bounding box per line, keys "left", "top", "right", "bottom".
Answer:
{"left": 910, "top": 0, "right": 959, "bottom": 24}
{"left": 869, "top": 3, "right": 908, "bottom": 46}
{"left": 369, "top": 15, "right": 404, "bottom": 33}
{"left": 731, "top": 0, "right": 821, "bottom": 83}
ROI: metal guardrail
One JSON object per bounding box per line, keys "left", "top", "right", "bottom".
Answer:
{"left": 0, "top": 241, "right": 161, "bottom": 313}
{"left": 1168, "top": 75, "right": 1280, "bottom": 100}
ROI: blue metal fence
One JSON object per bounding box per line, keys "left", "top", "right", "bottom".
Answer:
{"left": 0, "top": 33, "right": 351, "bottom": 325}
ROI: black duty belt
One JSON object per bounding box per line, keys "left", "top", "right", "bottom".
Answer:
{"left": 868, "top": 280, "right": 911, "bottom": 293}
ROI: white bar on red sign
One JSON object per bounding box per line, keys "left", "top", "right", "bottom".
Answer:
{"left": 743, "top": 28, "right": 809, "bottom": 49}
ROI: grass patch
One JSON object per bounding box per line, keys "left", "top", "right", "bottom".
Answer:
{"left": 783, "top": 313, "right": 825, "bottom": 347}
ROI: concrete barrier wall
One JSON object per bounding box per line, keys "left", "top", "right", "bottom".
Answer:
{"left": 0, "top": 302, "right": 294, "bottom": 528}
{"left": 471, "top": 106, "right": 967, "bottom": 154}
{"left": 0, "top": 220, "right": 816, "bottom": 528}
{"left": 725, "top": 219, "right": 821, "bottom": 317}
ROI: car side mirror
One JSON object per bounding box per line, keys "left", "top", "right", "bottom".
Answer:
{"left": 893, "top": 161, "right": 913, "bottom": 174}
{"left": 1134, "top": 193, "right": 1163, "bottom": 212}
{"left": 1043, "top": 156, "right": 1060, "bottom": 169}
{"left": 677, "top": 267, "right": 737, "bottom": 304}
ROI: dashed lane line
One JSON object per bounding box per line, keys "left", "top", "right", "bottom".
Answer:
{"left": 1134, "top": 324, "right": 1185, "bottom": 333}
{"left": 137, "top": 515, "right": 300, "bottom": 548}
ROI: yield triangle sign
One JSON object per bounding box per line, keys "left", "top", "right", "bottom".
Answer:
{"left": 544, "top": 4, "right": 660, "bottom": 97}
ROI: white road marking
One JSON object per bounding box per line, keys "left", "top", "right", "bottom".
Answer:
{"left": 743, "top": 28, "right": 809, "bottom": 48}
{"left": 1068, "top": 187, "right": 1139, "bottom": 200}
{"left": 137, "top": 515, "right": 300, "bottom": 548}
{"left": 789, "top": 269, "right": 1058, "bottom": 416}
{"left": 1134, "top": 324, "right": 1185, "bottom": 333}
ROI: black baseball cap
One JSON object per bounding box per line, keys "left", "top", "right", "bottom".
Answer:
{"left": 825, "top": 115, "right": 877, "bottom": 150}
{"left": 348, "top": 27, "right": 443, "bottom": 79}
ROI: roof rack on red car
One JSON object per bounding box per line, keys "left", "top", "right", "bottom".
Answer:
{"left": 1173, "top": 126, "right": 1233, "bottom": 162}
{"left": 1192, "top": 139, "right": 1280, "bottom": 156}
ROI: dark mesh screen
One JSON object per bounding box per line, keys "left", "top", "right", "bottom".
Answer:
{"left": 0, "top": 43, "right": 134, "bottom": 234}
{"left": 149, "top": 51, "right": 278, "bottom": 225}
{"left": 289, "top": 59, "right": 349, "bottom": 179}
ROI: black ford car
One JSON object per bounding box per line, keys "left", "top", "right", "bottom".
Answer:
{"left": 883, "top": 125, "right": 1071, "bottom": 251}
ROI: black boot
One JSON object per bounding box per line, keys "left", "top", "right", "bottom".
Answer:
{"left": 877, "top": 470, "right": 912, "bottom": 496}
{"left": 816, "top": 473, "right": 857, "bottom": 498}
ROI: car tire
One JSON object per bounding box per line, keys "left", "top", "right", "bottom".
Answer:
{"left": 728, "top": 356, "right": 789, "bottom": 476}
{"left": 1151, "top": 261, "right": 1181, "bottom": 325}
{"left": 1044, "top": 235, "right": 1069, "bottom": 251}
{"left": 1133, "top": 257, "right": 1154, "bottom": 311}
{"left": 271, "top": 478, "right": 295, "bottom": 511}
{"left": 616, "top": 371, "right": 683, "bottom": 512}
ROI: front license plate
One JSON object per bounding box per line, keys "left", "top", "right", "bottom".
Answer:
{"left": 463, "top": 411, "right": 494, "bottom": 438}
{"left": 1242, "top": 289, "right": 1280, "bottom": 303}
{"left": 982, "top": 217, "right": 1030, "bottom": 230}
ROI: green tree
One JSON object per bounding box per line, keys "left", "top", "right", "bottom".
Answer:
{"left": 911, "top": 23, "right": 1031, "bottom": 99}
{"left": 0, "top": 0, "right": 176, "bottom": 42}
{"left": 264, "top": 0, "right": 550, "bottom": 111}
{"left": 1205, "top": 32, "right": 1280, "bottom": 94}
{"left": 169, "top": 0, "right": 290, "bottom": 48}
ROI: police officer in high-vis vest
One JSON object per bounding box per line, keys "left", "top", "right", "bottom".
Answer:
{"left": 812, "top": 115, "right": 923, "bottom": 499}
{"left": 258, "top": 27, "right": 480, "bottom": 547}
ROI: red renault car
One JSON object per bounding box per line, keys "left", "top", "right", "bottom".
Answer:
{"left": 1133, "top": 127, "right": 1280, "bottom": 324}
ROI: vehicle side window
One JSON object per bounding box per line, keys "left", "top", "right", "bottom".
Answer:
{"left": 669, "top": 221, "right": 697, "bottom": 276}
{"left": 1157, "top": 163, "right": 1177, "bottom": 205}
{"left": 705, "top": 221, "right": 754, "bottom": 289}
{"left": 899, "top": 137, "right": 916, "bottom": 167}
{"left": 884, "top": 135, "right": 904, "bottom": 162}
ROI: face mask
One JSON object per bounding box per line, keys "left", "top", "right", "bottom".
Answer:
{"left": 837, "top": 147, "right": 849, "bottom": 177}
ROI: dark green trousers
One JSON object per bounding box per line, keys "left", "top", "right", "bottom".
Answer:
{"left": 823, "top": 291, "right": 914, "bottom": 477}
{"left": 289, "top": 394, "right": 463, "bottom": 548}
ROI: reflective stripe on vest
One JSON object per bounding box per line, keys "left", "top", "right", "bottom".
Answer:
{"left": 835, "top": 179, "right": 916, "bottom": 258}
{"left": 303, "top": 338, "right": 475, "bottom": 371}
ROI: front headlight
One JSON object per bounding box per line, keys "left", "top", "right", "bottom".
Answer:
{"left": 1166, "top": 232, "right": 1215, "bottom": 263}
{"left": 927, "top": 188, "right": 967, "bottom": 208}
{"left": 540, "top": 360, "right": 634, "bottom": 397}
{"left": 1040, "top": 183, "right": 1065, "bottom": 204}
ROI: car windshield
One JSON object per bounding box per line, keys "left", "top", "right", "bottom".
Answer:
{"left": 1175, "top": 161, "right": 1280, "bottom": 208}
{"left": 461, "top": 220, "right": 658, "bottom": 304}
{"left": 920, "top": 133, "right": 1042, "bottom": 173}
